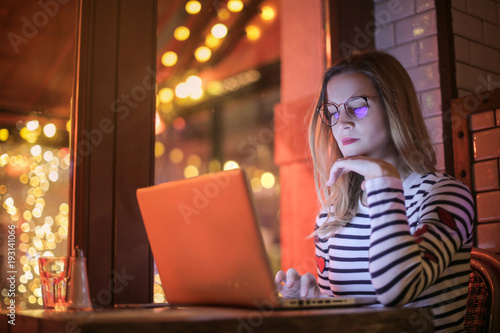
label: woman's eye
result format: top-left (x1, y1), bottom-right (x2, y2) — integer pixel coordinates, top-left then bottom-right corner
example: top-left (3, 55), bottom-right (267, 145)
top-left (351, 106), bottom-right (368, 118)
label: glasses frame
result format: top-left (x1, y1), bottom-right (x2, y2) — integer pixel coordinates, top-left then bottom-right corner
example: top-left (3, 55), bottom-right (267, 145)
top-left (317, 95), bottom-right (379, 126)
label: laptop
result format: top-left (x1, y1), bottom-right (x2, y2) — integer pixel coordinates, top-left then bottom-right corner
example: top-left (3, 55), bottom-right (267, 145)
top-left (136, 168), bottom-right (378, 309)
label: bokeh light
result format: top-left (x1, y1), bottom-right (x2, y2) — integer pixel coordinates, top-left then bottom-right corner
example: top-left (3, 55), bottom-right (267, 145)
top-left (227, 0), bottom-right (244, 12)
top-left (194, 46), bottom-right (211, 62)
top-left (161, 51), bottom-right (178, 67)
top-left (185, 0), bottom-right (201, 14)
top-left (174, 26), bottom-right (190, 41)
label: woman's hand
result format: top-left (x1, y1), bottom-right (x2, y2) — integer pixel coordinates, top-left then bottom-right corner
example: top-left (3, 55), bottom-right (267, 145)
top-left (275, 268), bottom-right (324, 298)
top-left (326, 156), bottom-right (400, 187)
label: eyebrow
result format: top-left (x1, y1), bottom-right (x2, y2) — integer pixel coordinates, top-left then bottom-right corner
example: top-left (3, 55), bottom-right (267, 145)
top-left (327, 93), bottom-right (371, 104)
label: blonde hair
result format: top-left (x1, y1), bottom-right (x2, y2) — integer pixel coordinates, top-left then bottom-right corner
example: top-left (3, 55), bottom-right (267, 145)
top-left (310, 51), bottom-right (436, 237)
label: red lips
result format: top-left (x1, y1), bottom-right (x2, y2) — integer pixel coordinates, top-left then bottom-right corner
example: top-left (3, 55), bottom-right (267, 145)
top-left (341, 137), bottom-right (360, 145)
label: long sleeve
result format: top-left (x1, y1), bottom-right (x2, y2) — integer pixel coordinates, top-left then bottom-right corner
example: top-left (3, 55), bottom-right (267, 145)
top-left (365, 174), bottom-right (474, 307)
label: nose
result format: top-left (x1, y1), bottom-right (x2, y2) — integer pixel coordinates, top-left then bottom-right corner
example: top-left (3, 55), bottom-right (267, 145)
top-left (335, 106), bottom-right (353, 127)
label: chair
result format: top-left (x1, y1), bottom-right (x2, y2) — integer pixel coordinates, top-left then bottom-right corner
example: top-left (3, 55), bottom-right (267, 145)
top-left (464, 247), bottom-right (500, 333)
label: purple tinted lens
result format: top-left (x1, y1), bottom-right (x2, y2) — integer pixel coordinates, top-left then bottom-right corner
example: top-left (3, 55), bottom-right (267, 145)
top-left (352, 106), bottom-right (368, 119)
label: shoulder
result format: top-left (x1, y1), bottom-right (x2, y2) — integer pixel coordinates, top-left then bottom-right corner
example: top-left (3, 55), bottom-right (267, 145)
top-left (404, 172), bottom-right (472, 198)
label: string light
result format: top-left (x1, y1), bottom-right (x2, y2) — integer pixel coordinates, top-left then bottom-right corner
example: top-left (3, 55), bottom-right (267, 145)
top-left (185, 0), bottom-right (201, 14)
top-left (194, 46), bottom-right (211, 62)
top-left (161, 51), bottom-right (178, 67)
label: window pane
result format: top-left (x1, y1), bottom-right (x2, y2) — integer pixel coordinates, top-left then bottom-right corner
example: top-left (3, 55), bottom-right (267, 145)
top-left (153, 0), bottom-right (281, 303)
top-left (0, 0), bottom-right (77, 310)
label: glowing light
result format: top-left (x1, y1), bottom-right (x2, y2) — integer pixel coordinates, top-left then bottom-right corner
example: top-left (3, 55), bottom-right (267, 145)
top-left (261, 6), bottom-right (275, 20)
top-left (66, 120), bottom-right (71, 132)
top-left (43, 151), bottom-right (53, 162)
top-left (161, 51), bottom-right (178, 67)
top-left (185, 0), bottom-right (201, 14)
top-left (0, 129), bottom-right (9, 141)
top-left (194, 46), bottom-right (211, 62)
top-left (190, 88), bottom-right (203, 100)
top-left (155, 141), bottom-right (165, 158)
top-left (187, 154), bottom-right (202, 168)
top-left (245, 25), bottom-right (261, 41)
top-left (251, 177), bottom-right (263, 192)
top-left (217, 8), bottom-right (230, 20)
top-left (205, 34), bottom-right (221, 48)
top-left (48, 171), bottom-right (59, 182)
top-left (186, 75), bottom-right (202, 87)
top-left (43, 123), bottom-right (56, 137)
top-left (158, 88), bottom-right (174, 103)
top-left (60, 203), bottom-right (69, 214)
top-left (209, 159), bottom-right (221, 172)
top-left (27, 120), bottom-right (39, 131)
top-left (184, 165), bottom-right (199, 178)
top-left (175, 82), bottom-right (190, 98)
top-left (261, 172), bottom-right (275, 189)
top-left (155, 112), bottom-right (166, 135)
top-left (227, 0), bottom-right (244, 12)
top-left (169, 148), bottom-right (184, 164)
top-left (31, 145), bottom-right (42, 156)
top-left (5, 197), bottom-right (14, 207)
top-left (174, 26), bottom-right (190, 41)
top-left (223, 160), bottom-right (239, 170)
top-left (20, 174), bottom-right (29, 184)
top-left (211, 23), bottom-right (228, 38)
top-left (207, 81), bottom-right (224, 96)
top-left (173, 117), bottom-right (186, 130)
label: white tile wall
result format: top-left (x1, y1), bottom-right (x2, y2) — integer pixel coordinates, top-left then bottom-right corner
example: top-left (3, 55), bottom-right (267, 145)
top-left (388, 42), bottom-right (418, 68)
top-left (389, 0), bottom-right (416, 21)
top-left (375, 23), bottom-right (395, 49)
top-left (395, 10), bottom-right (437, 44)
top-left (424, 116), bottom-right (444, 144)
top-left (418, 36), bottom-right (438, 64)
top-left (416, 0), bottom-right (434, 13)
top-left (374, 0), bottom-right (443, 171)
top-left (420, 89), bottom-right (442, 117)
top-left (407, 62), bottom-right (440, 91)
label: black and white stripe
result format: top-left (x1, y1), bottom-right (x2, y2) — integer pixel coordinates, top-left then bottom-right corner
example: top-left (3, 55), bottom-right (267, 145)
top-left (315, 172), bottom-right (474, 333)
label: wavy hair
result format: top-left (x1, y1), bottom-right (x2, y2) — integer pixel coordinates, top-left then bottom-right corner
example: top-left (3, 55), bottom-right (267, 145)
top-left (310, 51), bottom-right (436, 237)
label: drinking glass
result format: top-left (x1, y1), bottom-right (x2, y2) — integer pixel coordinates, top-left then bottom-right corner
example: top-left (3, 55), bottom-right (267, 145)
top-left (38, 256), bottom-right (70, 310)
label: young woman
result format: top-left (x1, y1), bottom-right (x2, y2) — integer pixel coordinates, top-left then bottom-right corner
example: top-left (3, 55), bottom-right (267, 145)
top-left (275, 51), bottom-right (474, 332)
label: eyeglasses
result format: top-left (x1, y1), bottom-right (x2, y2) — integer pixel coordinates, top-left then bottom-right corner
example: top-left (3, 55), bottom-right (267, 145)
top-left (317, 96), bottom-right (379, 126)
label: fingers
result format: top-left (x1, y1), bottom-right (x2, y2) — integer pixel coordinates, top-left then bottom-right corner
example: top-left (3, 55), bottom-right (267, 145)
top-left (300, 273), bottom-right (319, 297)
top-left (285, 268), bottom-right (301, 288)
top-left (326, 160), bottom-right (349, 187)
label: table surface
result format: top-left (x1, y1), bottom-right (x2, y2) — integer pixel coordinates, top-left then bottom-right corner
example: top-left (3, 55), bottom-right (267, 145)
top-left (2, 304), bottom-right (434, 333)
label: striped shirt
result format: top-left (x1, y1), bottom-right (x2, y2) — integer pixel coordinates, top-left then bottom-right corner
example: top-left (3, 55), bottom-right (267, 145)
top-left (315, 172), bottom-right (474, 332)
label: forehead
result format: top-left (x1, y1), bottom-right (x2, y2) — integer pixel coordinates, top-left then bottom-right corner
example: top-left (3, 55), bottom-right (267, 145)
top-left (326, 72), bottom-right (376, 103)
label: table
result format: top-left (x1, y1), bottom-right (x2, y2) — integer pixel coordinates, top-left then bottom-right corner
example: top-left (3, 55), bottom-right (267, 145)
top-left (2, 305), bottom-right (434, 333)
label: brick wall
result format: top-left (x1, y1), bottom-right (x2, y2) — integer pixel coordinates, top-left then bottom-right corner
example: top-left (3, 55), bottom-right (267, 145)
top-left (452, 0), bottom-right (500, 97)
top-left (374, 0), bottom-right (445, 171)
top-left (451, 0), bottom-right (500, 252)
top-left (374, 0), bottom-right (500, 251)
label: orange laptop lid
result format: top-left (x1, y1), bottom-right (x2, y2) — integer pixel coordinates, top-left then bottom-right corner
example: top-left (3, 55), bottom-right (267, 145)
top-left (136, 169), bottom-right (277, 307)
